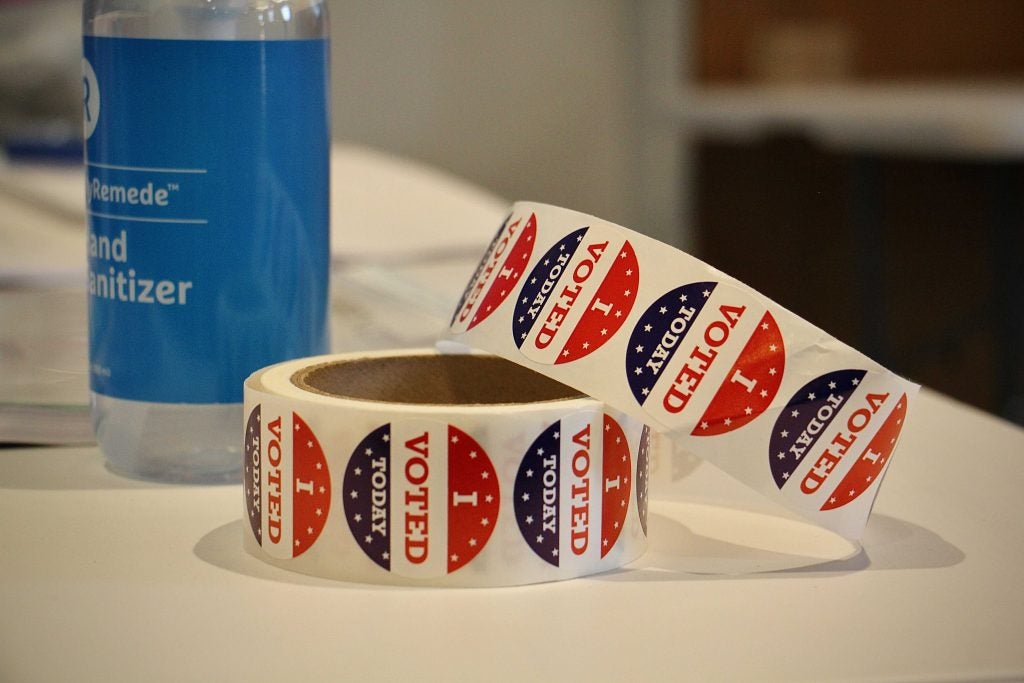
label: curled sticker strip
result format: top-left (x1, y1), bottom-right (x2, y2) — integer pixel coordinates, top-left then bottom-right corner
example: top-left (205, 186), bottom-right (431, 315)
top-left (243, 349), bottom-right (651, 587)
top-left (445, 202), bottom-right (920, 539)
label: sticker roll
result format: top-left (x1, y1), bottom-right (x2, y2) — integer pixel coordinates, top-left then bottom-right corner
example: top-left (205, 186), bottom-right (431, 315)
top-left (243, 349), bottom-right (652, 587)
top-left (445, 202), bottom-right (920, 539)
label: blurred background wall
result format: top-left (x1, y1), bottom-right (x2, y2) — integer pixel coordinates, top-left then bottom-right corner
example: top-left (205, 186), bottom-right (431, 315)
top-left (0, 0), bottom-right (686, 242)
top-left (326, 0), bottom-right (686, 247)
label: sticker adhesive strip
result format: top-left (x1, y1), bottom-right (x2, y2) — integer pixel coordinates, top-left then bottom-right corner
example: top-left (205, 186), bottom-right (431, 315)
top-left (445, 202), bottom-right (920, 540)
top-left (244, 349), bottom-right (652, 587)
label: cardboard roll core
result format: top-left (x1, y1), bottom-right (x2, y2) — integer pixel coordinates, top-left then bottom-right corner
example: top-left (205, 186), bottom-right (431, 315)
top-left (292, 353), bottom-right (584, 405)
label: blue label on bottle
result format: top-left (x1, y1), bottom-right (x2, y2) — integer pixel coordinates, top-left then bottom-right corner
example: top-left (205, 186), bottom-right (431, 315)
top-left (83, 37), bottom-right (330, 403)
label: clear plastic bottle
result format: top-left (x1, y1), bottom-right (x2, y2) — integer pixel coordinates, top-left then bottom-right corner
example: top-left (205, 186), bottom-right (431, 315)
top-left (83, 0), bottom-right (330, 483)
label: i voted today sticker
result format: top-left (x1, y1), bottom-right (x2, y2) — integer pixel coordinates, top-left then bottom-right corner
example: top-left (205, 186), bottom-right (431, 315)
top-left (343, 420), bottom-right (501, 578)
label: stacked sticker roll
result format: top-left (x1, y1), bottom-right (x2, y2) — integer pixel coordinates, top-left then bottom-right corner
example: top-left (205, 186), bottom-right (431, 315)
top-left (244, 201), bottom-right (919, 586)
top-left (244, 350), bottom-right (652, 587)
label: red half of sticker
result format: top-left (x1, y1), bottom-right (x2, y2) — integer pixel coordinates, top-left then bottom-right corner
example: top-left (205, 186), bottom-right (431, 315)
top-left (467, 213), bottom-right (537, 331)
top-left (291, 412), bottom-right (331, 557)
top-left (692, 311), bottom-right (785, 436)
top-left (821, 393), bottom-right (907, 511)
top-left (446, 425), bottom-right (501, 573)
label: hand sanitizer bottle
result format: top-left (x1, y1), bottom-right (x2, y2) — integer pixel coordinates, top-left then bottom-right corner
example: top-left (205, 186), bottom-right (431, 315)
top-left (82, 0), bottom-right (330, 483)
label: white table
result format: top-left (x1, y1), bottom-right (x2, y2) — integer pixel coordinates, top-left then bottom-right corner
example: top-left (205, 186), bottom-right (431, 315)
top-left (1, 388), bottom-right (1023, 682)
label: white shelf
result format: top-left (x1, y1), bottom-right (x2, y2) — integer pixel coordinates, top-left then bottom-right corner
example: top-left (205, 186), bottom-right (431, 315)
top-left (678, 82), bottom-right (1024, 158)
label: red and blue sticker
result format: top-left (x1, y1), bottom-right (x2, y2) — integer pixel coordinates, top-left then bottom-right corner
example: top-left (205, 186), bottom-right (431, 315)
top-left (626, 280), bottom-right (785, 434)
top-left (513, 413), bottom-right (644, 568)
top-left (769, 369), bottom-right (908, 512)
top-left (342, 420), bottom-right (500, 578)
top-left (244, 404), bottom-right (332, 558)
top-left (451, 212), bottom-right (537, 333)
top-left (512, 225), bottom-right (639, 365)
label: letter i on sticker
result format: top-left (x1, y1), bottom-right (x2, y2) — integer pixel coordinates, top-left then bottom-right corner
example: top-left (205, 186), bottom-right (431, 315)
top-left (245, 404), bottom-right (331, 558)
top-left (343, 420), bottom-right (500, 578)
